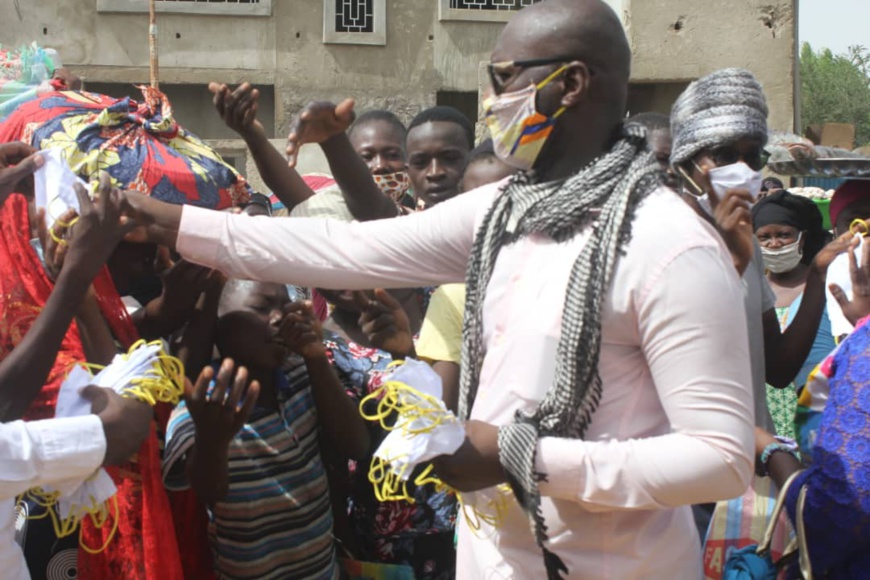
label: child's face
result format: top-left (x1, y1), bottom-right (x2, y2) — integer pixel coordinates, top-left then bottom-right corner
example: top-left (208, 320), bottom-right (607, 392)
top-left (216, 280), bottom-right (292, 369)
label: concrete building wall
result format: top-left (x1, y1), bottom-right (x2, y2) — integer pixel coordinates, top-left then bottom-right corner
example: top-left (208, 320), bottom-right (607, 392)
top-left (0, 0), bottom-right (796, 179)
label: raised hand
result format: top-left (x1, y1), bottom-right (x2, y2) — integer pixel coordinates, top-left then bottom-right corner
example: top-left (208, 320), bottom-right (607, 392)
top-left (829, 236), bottom-right (870, 325)
top-left (355, 289), bottom-right (414, 358)
top-left (185, 359), bottom-right (260, 447)
top-left (81, 385), bottom-right (153, 466)
top-left (285, 99), bottom-right (355, 168)
top-left (280, 301), bottom-right (326, 360)
top-left (699, 169), bottom-right (754, 275)
top-left (0, 142), bottom-right (44, 205)
top-left (812, 231), bottom-right (858, 274)
top-left (208, 82), bottom-right (265, 142)
top-left (62, 172), bottom-right (139, 281)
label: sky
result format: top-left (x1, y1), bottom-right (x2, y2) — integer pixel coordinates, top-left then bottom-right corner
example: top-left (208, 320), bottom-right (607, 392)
top-left (799, 0), bottom-right (870, 55)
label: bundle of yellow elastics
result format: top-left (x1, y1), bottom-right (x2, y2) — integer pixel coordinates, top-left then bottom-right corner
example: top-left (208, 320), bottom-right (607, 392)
top-left (359, 360), bottom-right (510, 531)
top-left (19, 339), bottom-right (185, 553)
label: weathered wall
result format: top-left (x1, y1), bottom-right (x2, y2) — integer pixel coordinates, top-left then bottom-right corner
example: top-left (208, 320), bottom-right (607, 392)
top-left (0, 0), bottom-right (797, 179)
top-left (626, 0), bottom-right (797, 131)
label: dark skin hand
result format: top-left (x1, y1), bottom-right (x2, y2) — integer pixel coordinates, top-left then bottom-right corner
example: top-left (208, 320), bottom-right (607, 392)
top-left (354, 289), bottom-right (414, 360)
top-left (209, 82), bottom-right (316, 212)
top-left (280, 300), bottom-right (371, 460)
top-left (0, 173), bottom-right (137, 420)
top-left (81, 385), bottom-right (153, 466)
top-left (829, 236), bottom-right (870, 325)
top-left (186, 360), bottom-right (260, 505)
top-left (432, 420), bottom-right (505, 493)
top-left (0, 142), bottom-right (44, 204)
top-left (133, 247), bottom-right (218, 341)
top-left (286, 99), bottom-right (398, 221)
top-left (754, 427), bottom-right (802, 489)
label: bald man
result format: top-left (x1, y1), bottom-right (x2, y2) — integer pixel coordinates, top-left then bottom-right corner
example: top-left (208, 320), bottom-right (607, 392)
top-left (121, 1), bottom-right (754, 577)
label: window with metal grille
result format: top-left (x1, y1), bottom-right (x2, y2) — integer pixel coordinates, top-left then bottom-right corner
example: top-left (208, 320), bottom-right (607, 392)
top-left (323, 0), bottom-right (385, 45)
top-left (448, 0), bottom-right (538, 10)
top-left (334, 0), bottom-right (374, 33)
top-left (97, 0), bottom-right (271, 16)
top-left (439, 0), bottom-right (540, 22)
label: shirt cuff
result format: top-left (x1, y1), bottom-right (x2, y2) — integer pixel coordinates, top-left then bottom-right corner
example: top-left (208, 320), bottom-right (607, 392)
top-left (31, 415), bottom-right (106, 483)
top-left (177, 205), bottom-right (226, 267)
top-left (534, 436), bottom-right (585, 500)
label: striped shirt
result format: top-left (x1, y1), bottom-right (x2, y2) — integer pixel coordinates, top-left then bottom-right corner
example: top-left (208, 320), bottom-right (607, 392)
top-left (163, 358), bottom-right (339, 580)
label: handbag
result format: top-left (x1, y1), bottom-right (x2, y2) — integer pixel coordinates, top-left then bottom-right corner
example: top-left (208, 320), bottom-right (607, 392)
top-left (722, 471), bottom-right (813, 580)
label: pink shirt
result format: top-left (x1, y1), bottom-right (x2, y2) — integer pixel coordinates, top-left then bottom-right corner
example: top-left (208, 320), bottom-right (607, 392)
top-left (178, 182), bottom-right (755, 579)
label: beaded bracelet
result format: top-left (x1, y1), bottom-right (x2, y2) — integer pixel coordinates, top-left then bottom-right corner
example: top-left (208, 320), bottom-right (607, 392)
top-left (760, 440), bottom-right (801, 477)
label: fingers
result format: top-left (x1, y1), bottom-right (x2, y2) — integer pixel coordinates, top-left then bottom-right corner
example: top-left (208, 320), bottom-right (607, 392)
top-left (154, 245), bottom-right (175, 275)
top-left (73, 182), bottom-right (92, 215)
top-left (372, 288), bottom-right (401, 310)
top-left (191, 365), bottom-right (215, 404)
top-left (286, 129), bottom-right (300, 168)
top-left (829, 283), bottom-right (850, 307)
top-left (0, 151), bottom-right (45, 187)
top-left (0, 141), bottom-right (39, 165)
top-left (210, 82), bottom-right (228, 118)
top-left (352, 290), bottom-right (374, 311)
top-left (237, 380), bottom-right (260, 423)
top-left (80, 384), bottom-right (109, 414)
top-left (96, 171), bottom-right (114, 216)
top-left (335, 98), bottom-right (356, 125)
top-left (226, 365), bottom-right (249, 411)
top-left (848, 240), bottom-right (860, 279)
top-left (211, 359), bottom-right (234, 404)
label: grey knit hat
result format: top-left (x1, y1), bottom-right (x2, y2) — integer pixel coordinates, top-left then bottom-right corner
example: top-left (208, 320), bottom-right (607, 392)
top-left (670, 68), bottom-right (769, 166)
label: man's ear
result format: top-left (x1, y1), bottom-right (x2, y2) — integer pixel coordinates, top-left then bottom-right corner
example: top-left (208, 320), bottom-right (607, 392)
top-left (561, 61), bottom-right (593, 108)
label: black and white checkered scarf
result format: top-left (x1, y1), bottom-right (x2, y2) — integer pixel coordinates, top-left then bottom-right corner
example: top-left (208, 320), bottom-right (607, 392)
top-left (458, 123), bottom-right (662, 579)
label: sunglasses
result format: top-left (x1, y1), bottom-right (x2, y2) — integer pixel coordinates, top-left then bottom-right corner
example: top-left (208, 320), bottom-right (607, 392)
top-left (704, 145), bottom-right (770, 172)
top-left (487, 56), bottom-right (590, 94)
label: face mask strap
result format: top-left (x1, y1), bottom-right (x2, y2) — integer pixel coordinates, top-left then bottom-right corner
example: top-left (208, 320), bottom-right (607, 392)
top-left (535, 64), bottom-right (570, 90)
top-left (676, 164), bottom-right (706, 198)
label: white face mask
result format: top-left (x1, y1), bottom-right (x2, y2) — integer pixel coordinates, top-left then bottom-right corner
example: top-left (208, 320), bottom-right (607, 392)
top-left (760, 233), bottom-right (803, 274)
top-left (707, 162), bottom-right (764, 201)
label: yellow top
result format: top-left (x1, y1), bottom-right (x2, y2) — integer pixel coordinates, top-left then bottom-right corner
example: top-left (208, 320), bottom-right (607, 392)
top-left (416, 283), bottom-right (466, 364)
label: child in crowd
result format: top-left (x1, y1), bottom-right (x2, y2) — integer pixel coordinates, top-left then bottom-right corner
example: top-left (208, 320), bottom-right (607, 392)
top-left (163, 279), bottom-right (370, 580)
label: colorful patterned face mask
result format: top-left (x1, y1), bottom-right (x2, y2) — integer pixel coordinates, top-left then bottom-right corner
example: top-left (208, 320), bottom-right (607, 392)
top-left (482, 65), bottom-right (568, 171)
top-left (373, 171), bottom-right (412, 204)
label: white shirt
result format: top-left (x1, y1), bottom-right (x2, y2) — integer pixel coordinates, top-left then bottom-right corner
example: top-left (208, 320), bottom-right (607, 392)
top-left (1, 416), bottom-right (106, 580)
top-left (177, 182), bottom-right (755, 579)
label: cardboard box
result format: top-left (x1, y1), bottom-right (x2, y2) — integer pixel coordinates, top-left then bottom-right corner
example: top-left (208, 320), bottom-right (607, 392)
top-left (805, 123), bottom-right (855, 149)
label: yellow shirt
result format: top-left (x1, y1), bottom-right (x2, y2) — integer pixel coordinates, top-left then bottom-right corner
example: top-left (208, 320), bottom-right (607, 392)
top-left (415, 283), bottom-right (466, 364)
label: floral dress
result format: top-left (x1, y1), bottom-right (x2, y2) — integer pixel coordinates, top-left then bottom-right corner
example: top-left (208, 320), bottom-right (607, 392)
top-left (323, 332), bottom-right (457, 580)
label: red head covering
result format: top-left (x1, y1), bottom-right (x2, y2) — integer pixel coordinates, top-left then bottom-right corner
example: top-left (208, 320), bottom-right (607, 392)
top-left (830, 180), bottom-right (870, 229)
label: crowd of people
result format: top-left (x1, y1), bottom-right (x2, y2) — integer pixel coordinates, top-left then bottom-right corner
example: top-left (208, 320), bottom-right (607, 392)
top-left (1, 0), bottom-right (868, 579)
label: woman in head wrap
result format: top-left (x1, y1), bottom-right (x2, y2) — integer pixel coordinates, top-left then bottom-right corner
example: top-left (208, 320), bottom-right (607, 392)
top-left (751, 191), bottom-right (835, 438)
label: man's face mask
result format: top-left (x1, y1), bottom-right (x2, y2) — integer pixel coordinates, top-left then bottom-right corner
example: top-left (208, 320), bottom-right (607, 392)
top-left (482, 65), bottom-right (568, 171)
top-left (373, 171), bottom-right (412, 204)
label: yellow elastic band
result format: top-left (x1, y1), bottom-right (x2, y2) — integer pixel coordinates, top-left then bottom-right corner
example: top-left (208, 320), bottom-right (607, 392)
top-left (850, 218), bottom-right (869, 237)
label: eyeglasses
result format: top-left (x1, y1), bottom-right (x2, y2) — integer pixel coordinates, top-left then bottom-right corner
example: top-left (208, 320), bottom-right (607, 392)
top-left (487, 56), bottom-right (588, 94)
top-left (705, 145), bottom-right (770, 172)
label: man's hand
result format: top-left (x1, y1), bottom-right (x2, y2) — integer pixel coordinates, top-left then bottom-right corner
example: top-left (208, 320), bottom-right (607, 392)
top-left (0, 142), bottom-right (44, 205)
top-left (81, 385), bottom-right (153, 466)
top-left (119, 190), bottom-right (184, 248)
top-left (356, 289), bottom-right (413, 358)
top-left (829, 235), bottom-right (870, 325)
top-left (36, 207), bottom-right (77, 282)
top-left (209, 82), bottom-right (266, 142)
top-left (185, 359), bottom-right (260, 448)
top-left (280, 301), bottom-right (326, 360)
top-left (62, 172), bottom-right (139, 281)
top-left (432, 420), bottom-right (505, 492)
top-left (142, 247), bottom-right (217, 337)
top-left (285, 99), bottom-right (355, 168)
top-left (700, 171), bottom-right (755, 275)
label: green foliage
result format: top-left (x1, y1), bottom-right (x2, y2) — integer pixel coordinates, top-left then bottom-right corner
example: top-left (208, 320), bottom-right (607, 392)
top-left (800, 42), bottom-right (870, 147)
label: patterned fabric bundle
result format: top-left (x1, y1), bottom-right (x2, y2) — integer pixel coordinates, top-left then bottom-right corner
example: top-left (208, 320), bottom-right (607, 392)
top-left (458, 123), bottom-right (661, 578)
top-left (0, 86), bottom-right (251, 209)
